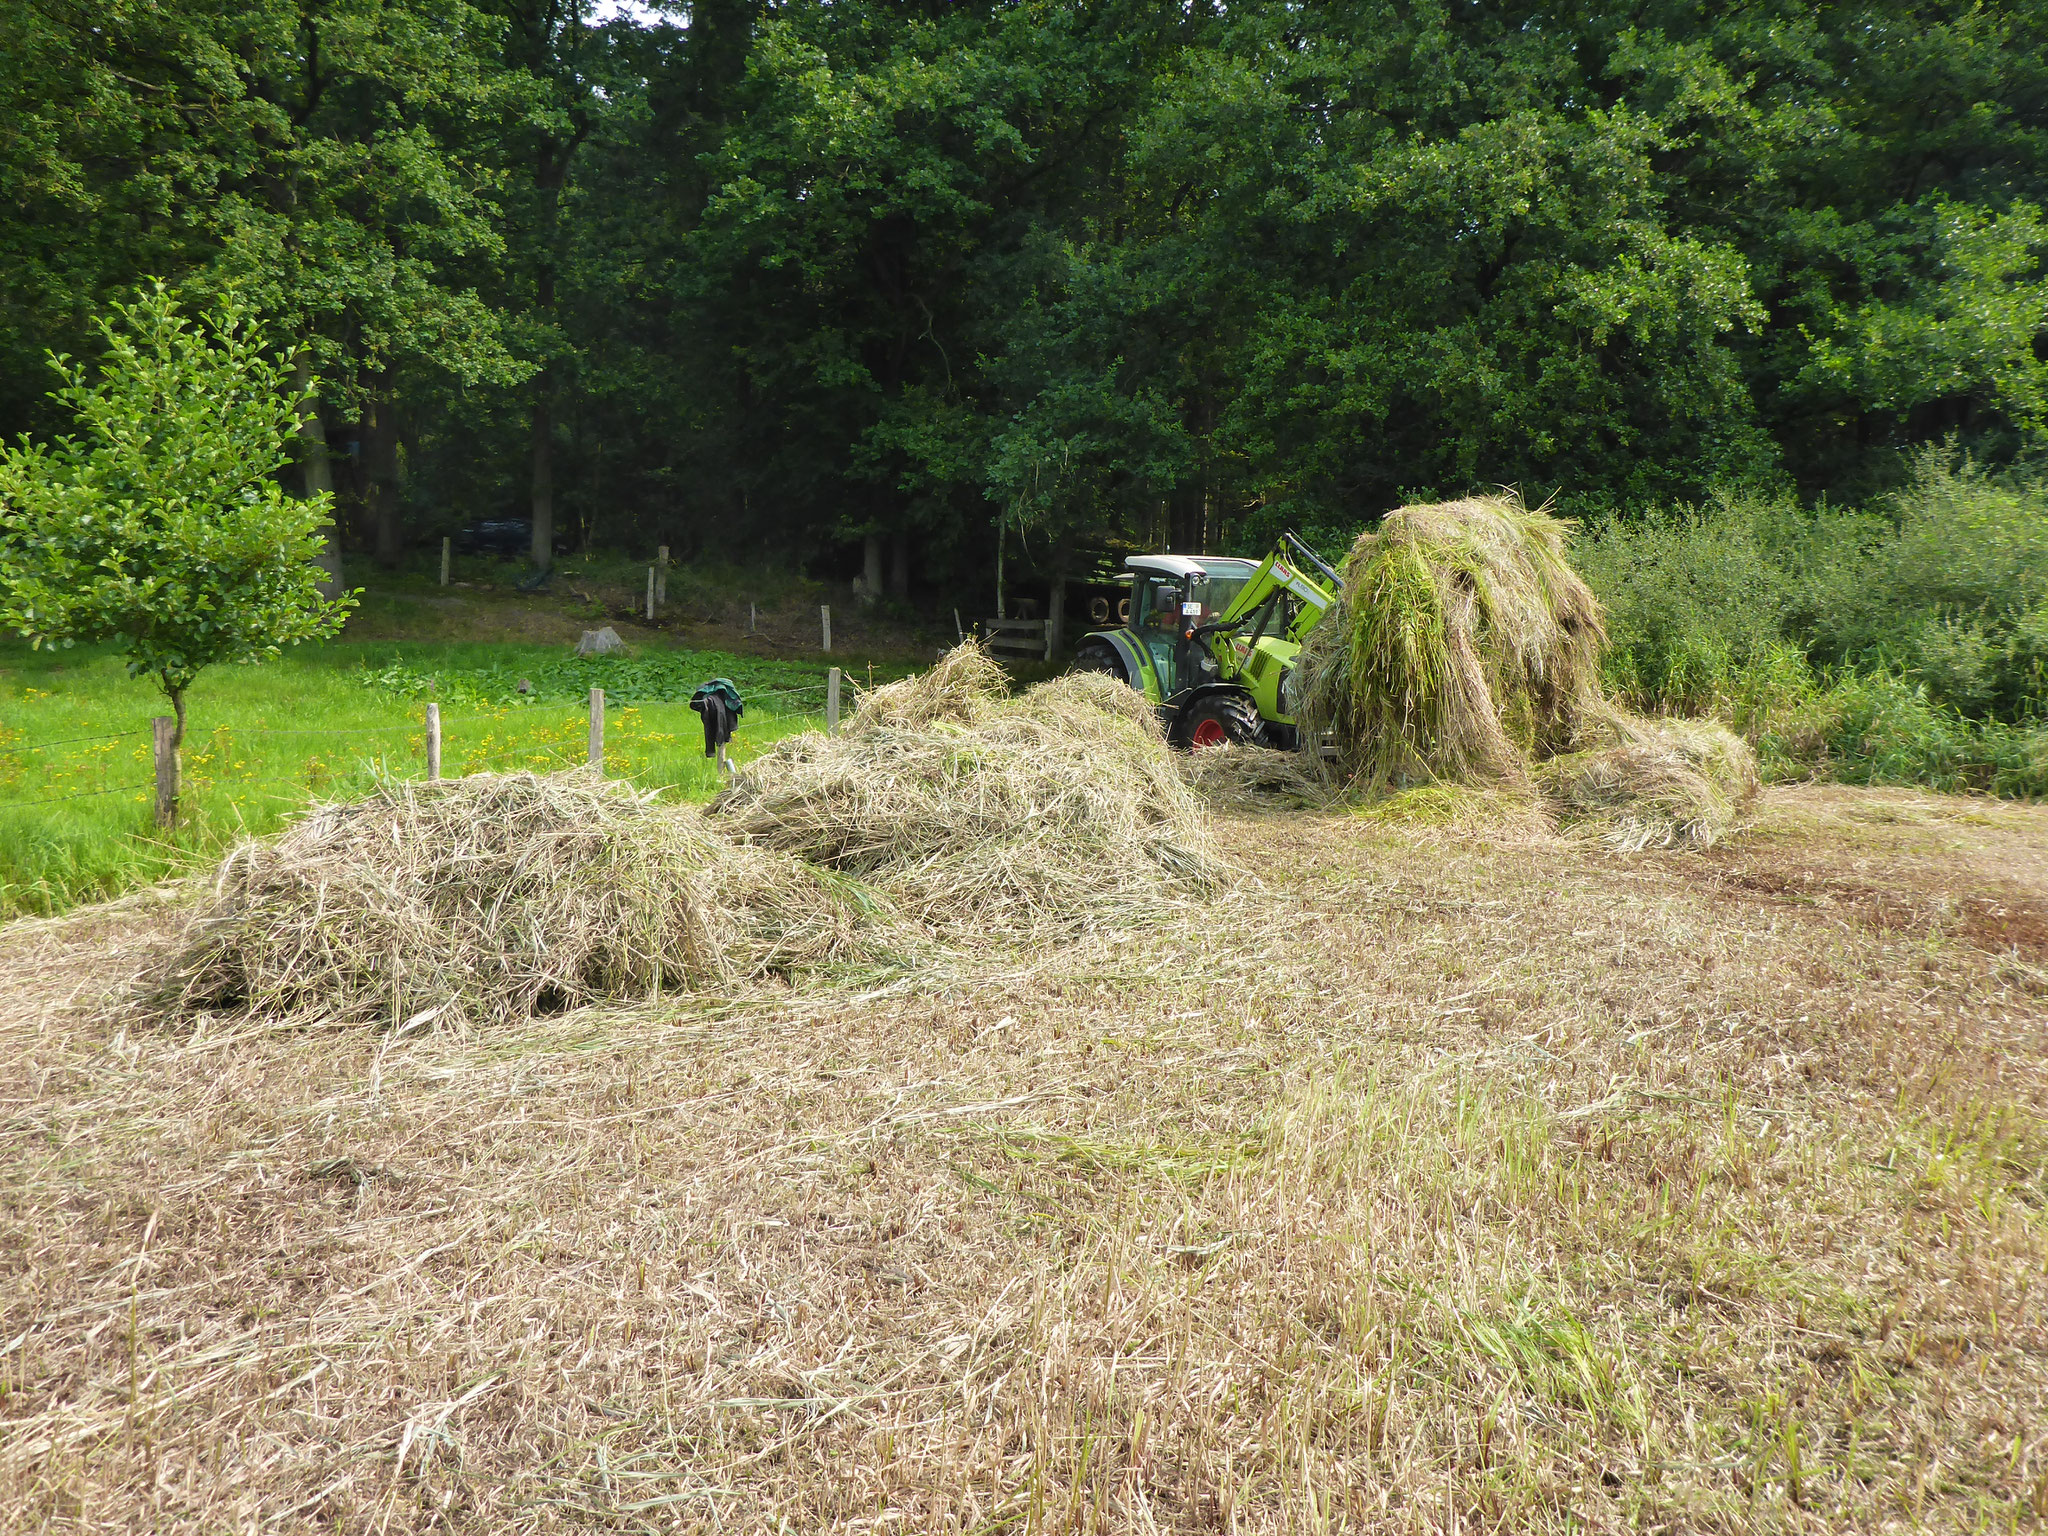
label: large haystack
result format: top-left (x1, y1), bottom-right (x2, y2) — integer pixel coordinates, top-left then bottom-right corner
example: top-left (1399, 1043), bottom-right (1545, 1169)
top-left (710, 646), bottom-right (1226, 930)
top-left (1295, 492), bottom-right (1606, 791)
top-left (160, 771), bottom-right (890, 1029)
top-left (1291, 492), bottom-right (1759, 846)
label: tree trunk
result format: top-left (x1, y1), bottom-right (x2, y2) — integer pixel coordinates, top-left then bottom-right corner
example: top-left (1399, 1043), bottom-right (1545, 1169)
top-left (294, 357), bottom-right (345, 596)
top-left (862, 533), bottom-right (883, 605)
top-left (165, 683), bottom-right (186, 826)
top-left (888, 532), bottom-right (909, 600)
top-left (365, 382), bottom-right (403, 569)
top-left (1170, 478), bottom-right (1206, 553)
top-left (530, 368), bottom-right (554, 572)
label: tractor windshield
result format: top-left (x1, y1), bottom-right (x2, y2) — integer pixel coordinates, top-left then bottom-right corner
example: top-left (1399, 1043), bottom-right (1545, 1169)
top-left (1189, 560), bottom-right (1257, 623)
top-left (1193, 574), bottom-right (1249, 620)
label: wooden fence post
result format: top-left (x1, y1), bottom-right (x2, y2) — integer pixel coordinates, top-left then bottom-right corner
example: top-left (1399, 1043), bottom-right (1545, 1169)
top-left (820, 604), bottom-right (832, 652)
top-left (827, 667), bottom-right (841, 735)
top-left (953, 609), bottom-right (963, 643)
top-left (656, 545), bottom-right (668, 604)
top-left (425, 703), bottom-right (442, 781)
top-left (749, 602), bottom-right (756, 635)
top-left (588, 688), bottom-right (605, 773)
top-left (440, 537), bottom-right (451, 587)
top-left (152, 716), bottom-right (176, 829)
top-left (646, 567), bottom-right (656, 621)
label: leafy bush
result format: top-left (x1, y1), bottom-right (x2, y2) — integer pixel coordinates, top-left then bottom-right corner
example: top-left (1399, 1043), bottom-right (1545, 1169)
top-left (1573, 493), bottom-right (1803, 722)
top-left (1575, 452), bottom-right (2048, 796)
top-left (1796, 450), bottom-right (2048, 722)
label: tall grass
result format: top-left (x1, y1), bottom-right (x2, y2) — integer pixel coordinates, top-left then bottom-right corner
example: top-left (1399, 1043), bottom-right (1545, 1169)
top-left (1576, 449), bottom-right (2048, 795)
top-left (0, 639), bottom-right (835, 917)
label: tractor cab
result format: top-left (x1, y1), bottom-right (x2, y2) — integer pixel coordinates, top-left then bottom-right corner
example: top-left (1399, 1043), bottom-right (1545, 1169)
top-left (1126, 556), bottom-right (1257, 698)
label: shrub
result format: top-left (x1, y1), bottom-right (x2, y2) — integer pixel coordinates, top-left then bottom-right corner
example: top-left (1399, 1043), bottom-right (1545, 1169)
top-left (1575, 454), bottom-right (2048, 797)
top-left (1794, 449), bottom-right (2048, 722)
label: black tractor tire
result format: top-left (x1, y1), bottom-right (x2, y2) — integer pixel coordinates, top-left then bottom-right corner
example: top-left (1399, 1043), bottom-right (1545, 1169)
top-left (1179, 691), bottom-right (1265, 751)
top-left (1073, 639), bottom-right (1135, 688)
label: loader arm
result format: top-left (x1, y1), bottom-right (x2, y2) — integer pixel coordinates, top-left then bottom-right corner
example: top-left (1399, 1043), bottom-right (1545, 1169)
top-left (1211, 533), bottom-right (1335, 640)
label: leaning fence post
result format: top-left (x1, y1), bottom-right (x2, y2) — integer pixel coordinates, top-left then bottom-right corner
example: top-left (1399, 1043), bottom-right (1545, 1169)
top-left (953, 608), bottom-right (964, 644)
top-left (152, 716), bottom-right (176, 829)
top-left (827, 667), bottom-right (841, 735)
top-left (425, 702), bottom-right (442, 781)
top-left (440, 536), bottom-right (451, 587)
top-left (656, 545), bottom-right (668, 604)
top-left (820, 604), bottom-right (832, 652)
top-left (646, 566), bottom-right (656, 621)
top-left (588, 687), bottom-right (605, 773)
top-left (748, 601), bottom-right (756, 635)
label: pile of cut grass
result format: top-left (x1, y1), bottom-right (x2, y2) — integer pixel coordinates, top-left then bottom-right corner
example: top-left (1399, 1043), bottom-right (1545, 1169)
top-left (158, 770), bottom-right (892, 1029)
top-left (1539, 709), bottom-right (1762, 851)
top-left (1177, 741), bottom-right (1331, 812)
top-left (1297, 492), bottom-right (1759, 846)
top-left (845, 641), bottom-right (1011, 731)
top-left (711, 644), bottom-right (1227, 929)
top-left (1540, 708), bottom-right (1761, 856)
top-left (1295, 492), bottom-right (1606, 791)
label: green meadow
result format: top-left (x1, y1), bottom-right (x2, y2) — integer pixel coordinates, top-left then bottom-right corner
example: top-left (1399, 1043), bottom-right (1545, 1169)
top-left (0, 639), bottom-right (838, 917)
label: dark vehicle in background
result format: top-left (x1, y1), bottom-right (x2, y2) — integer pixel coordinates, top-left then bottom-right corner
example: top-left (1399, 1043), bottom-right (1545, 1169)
top-left (455, 519), bottom-right (568, 559)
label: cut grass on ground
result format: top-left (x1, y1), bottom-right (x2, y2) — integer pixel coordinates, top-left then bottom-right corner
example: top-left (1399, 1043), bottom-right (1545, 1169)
top-left (1, 785), bottom-right (2044, 1532)
top-left (0, 639), bottom-right (842, 917)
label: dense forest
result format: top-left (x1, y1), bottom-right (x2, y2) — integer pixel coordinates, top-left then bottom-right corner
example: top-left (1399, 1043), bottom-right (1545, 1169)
top-left (3, 1), bottom-right (2045, 600)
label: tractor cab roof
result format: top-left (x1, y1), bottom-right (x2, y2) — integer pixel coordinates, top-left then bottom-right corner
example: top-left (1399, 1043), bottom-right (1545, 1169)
top-left (1124, 554), bottom-right (1260, 582)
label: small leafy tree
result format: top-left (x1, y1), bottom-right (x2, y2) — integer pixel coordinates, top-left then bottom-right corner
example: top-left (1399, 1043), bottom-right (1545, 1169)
top-left (0, 284), bottom-right (356, 821)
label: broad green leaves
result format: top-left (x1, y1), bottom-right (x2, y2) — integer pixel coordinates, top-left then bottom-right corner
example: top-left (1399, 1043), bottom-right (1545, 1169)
top-left (0, 286), bottom-right (354, 704)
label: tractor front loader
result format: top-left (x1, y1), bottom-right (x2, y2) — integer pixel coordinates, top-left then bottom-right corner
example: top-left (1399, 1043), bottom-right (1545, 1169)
top-left (1073, 533), bottom-right (1337, 749)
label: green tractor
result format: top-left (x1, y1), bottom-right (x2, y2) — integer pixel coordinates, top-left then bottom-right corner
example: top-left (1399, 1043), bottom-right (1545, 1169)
top-left (1073, 533), bottom-right (1338, 749)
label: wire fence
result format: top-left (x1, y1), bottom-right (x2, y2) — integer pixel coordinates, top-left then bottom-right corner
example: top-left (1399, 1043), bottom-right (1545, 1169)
top-left (8, 727), bottom-right (152, 754)
top-left (0, 678), bottom-right (847, 813)
top-left (0, 780), bottom-right (157, 808)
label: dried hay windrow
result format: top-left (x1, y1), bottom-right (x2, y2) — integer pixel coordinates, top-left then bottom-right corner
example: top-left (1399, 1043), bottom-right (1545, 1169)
top-left (711, 643), bottom-right (1227, 930)
top-left (1537, 709), bottom-right (1761, 851)
top-left (1178, 741), bottom-right (1331, 812)
top-left (1350, 782), bottom-right (1559, 841)
top-left (849, 640), bottom-right (1010, 732)
top-left (1295, 492), bottom-right (1606, 791)
top-left (158, 771), bottom-right (893, 1029)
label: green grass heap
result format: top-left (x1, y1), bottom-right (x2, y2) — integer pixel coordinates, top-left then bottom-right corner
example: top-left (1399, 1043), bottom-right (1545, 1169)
top-left (1296, 493), bottom-right (1758, 848)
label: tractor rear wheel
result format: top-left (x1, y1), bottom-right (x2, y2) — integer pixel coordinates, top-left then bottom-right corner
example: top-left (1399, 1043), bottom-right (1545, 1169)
top-left (1073, 639), bottom-right (1134, 687)
top-left (1180, 692), bottom-right (1264, 750)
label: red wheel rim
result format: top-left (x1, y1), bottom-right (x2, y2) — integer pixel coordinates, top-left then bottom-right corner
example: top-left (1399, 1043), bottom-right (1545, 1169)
top-left (1190, 718), bottom-right (1229, 749)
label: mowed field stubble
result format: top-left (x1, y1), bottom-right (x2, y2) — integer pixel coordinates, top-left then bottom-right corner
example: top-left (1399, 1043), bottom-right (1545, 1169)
top-left (2, 786), bottom-right (2045, 1533)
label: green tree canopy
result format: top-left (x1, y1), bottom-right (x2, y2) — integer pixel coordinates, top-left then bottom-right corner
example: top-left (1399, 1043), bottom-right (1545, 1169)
top-left (0, 284), bottom-right (355, 815)
top-left (1, 0), bottom-right (2043, 596)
